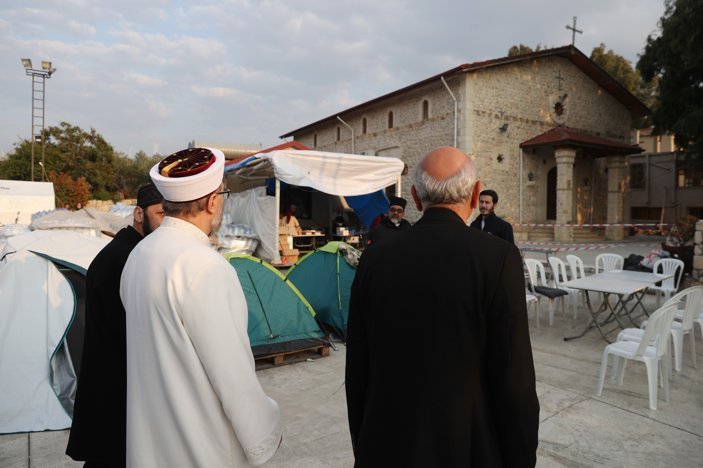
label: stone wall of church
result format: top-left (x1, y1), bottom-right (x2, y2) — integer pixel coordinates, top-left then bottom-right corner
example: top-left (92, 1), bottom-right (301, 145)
top-left (291, 55), bottom-right (634, 227)
top-left (292, 74), bottom-right (463, 222)
top-left (465, 56), bottom-right (632, 225)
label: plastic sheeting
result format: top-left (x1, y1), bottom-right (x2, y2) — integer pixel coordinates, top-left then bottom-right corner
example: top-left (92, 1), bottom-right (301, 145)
top-left (224, 187), bottom-right (279, 264)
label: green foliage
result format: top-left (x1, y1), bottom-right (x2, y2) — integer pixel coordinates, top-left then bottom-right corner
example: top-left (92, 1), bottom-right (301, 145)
top-left (590, 43), bottom-right (658, 126)
top-left (507, 44), bottom-right (542, 57)
top-left (638, 0), bottom-right (703, 162)
top-left (0, 122), bottom-right (160, 199)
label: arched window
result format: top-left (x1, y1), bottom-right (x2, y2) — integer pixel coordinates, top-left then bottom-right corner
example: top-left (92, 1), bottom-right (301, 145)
top-left (362, 118), bottom-right (367, 134)
top-left (336, 126), bottom-right (341, 141)
top-left (422, 100), bottom-right (429, 120)
top-left (313, 134), bottom-right (318, 148)
top-left (388, 111), bottom-right (394, 129)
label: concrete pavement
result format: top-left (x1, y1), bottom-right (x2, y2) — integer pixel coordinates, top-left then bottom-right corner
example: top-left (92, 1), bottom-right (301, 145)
top-left (2, 236), bottom-right (702, 467)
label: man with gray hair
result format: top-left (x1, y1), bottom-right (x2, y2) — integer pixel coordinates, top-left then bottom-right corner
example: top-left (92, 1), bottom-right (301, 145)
top-left (346, 146), bottom-right (539, 467)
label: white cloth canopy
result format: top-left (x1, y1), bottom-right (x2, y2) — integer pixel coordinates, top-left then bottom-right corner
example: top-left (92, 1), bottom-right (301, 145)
top-left (229, 149), bottom-right (404, 196)
top-left (267, 150), bottom-right (403, 195)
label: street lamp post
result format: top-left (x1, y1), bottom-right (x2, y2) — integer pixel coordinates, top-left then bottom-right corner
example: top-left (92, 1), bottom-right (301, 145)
top-left (21, 58), bottom-right (57, 182)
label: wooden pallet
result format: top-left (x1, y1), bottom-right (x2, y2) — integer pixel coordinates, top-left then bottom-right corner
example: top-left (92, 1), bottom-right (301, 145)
top-left (255, 344), bottom-right (330, 367)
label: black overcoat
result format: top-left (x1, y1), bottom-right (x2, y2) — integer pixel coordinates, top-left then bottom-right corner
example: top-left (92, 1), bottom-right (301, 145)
top-left (470, 212), bottom-right (515, 243)
top-left (66, 226), bottom-right (143, 467)
top-left (346, 208), bottom-right (539, 467)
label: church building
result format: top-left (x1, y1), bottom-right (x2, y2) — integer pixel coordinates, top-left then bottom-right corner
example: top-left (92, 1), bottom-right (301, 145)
top-left (281, 45), bottom-right (648, 241)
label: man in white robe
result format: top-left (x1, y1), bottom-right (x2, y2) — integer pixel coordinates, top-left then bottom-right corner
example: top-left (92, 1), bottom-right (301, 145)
top-left (120, 147), bottom-right (281, 467)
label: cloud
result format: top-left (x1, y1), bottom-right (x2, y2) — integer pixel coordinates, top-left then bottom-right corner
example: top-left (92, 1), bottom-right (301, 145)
top-left (0, 0), bottom-right (666, 157)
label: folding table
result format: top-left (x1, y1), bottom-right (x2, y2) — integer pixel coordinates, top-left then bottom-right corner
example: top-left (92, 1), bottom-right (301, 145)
top-left (562, 270), bottom-right (673, 343)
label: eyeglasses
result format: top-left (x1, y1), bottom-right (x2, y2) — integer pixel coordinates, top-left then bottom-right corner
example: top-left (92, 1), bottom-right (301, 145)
top-left (389, 207), bottom-right (404, 213)
top-left (216, 188), bottom-right (231, 199)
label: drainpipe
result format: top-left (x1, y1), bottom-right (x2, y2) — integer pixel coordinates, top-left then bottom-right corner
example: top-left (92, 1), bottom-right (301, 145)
top-left (519, 147), bottom-right (523, 224)
top-left (441, 76), bottom-right (458, 148)
top-left (336, 116), bottom-right (355, 154)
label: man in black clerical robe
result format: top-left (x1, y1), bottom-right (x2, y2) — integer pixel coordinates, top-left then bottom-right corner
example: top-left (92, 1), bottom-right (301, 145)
top-left (66, 184), bottom-right (163, 467)
top-left (346, 147), bottom-right (539, 467)
top-left (470, 189), bottom-right (514, 243)
top-left (367, 195), bottom-right (412, 246)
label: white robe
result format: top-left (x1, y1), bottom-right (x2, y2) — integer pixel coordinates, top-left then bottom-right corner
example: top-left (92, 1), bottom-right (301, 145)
top-left (120, 216), bottom-right (281, 467)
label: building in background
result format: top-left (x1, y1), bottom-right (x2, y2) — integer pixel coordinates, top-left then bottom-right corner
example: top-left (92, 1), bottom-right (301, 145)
top-left (281, 45), bottom-right (648, 241)
top-left (628, 128), bottom-right (703, 225)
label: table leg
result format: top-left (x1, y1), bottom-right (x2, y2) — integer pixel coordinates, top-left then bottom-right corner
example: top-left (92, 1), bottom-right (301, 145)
top-left (564, 291), bottom-right (626, 343)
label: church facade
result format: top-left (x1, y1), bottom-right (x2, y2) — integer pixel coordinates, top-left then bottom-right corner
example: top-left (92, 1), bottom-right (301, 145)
top-left (281, 45), bottom-right (648, 241)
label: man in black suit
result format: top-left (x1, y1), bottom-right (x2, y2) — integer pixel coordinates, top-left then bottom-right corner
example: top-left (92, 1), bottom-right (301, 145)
top-left (368, 195), bottom-right (412, 246)
top-left (470, 189), bottom-right (514, 243)
top-left (346, 147), bottom-right (539, 467)
top-left (67, 184), bottom-right (164, 467)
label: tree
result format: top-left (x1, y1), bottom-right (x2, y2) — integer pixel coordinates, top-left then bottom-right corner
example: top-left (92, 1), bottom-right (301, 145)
top-left (49, 171), bottom-right (92, 209)
top-left (0, 122), bottom-right (158, 198)
top-left (508, 44), bottom-right (542, 56)
top-left (638, 0), bottom-right (703, 160)
top-left (590, 43), bottom-right (659, 126)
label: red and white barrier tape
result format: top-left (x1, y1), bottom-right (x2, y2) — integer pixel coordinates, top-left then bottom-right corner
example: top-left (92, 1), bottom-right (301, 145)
top-left (518, 242), bottom-right (660, 253)
top-left (514, 222), bottom-right (667, 228)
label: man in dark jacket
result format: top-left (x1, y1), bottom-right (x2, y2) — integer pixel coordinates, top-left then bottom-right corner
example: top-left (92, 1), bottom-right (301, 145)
top-left (367, 195), bottom-right (412, 246)
top-left (66, 183), bottom-right (164, 467)
top-left (470, 189), bottom-right (514, 243)
top-left (346, 147), bottom-right (539, 467)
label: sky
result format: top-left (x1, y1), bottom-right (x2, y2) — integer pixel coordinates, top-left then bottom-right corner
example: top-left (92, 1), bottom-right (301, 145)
top-left (0, 0), bottom-right (666, 158)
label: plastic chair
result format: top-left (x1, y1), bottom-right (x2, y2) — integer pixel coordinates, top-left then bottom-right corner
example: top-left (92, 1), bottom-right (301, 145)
top-left (596, 302), bottom-right (678, 410)
top-left (526, 293), bottom-right (539, 325)
top-left (525, 258), bottom-right (567, 326)
top-left (548, 257), bottom-right (580, 319)
top-left (594, 253), bottom-right (624, 274)
top-left (566, 254), bottom-right (587, 281)
top-left (616, 289), bottom-right (691, 376)
top-left (649, 258), bottom-right (685, 307)
top-left (669, 286), bottom-right (703, 371)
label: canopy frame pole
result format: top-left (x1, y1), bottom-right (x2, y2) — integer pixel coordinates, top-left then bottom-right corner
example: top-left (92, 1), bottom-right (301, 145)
top-left (275, 179), bottom-right (281, 264)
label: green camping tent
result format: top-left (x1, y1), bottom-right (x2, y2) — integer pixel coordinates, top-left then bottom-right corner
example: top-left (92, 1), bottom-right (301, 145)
top-left (225, 254), bottom-right (326, 356)
top-left (285, 241), bottom-right (358, 340)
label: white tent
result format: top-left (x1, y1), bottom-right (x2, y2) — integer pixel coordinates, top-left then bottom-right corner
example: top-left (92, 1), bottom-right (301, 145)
top-left (0, 231), bottom-right (108, 433)
top-left (0, 180), bottom-right (55, 225)
top-left (225, 149), bottom-right (404, 263)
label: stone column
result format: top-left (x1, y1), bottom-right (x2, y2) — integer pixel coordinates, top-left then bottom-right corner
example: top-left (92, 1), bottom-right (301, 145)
top-left (554, 147), bottom-right (576, 242)
top-left (693, 220), bottom-right (703, 281)
top-left (605, 155), bottom-right (627, 240)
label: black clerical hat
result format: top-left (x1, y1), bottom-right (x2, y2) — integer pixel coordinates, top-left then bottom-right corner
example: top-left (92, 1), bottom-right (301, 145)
top-left (388, 195), bottom-right (407, 209)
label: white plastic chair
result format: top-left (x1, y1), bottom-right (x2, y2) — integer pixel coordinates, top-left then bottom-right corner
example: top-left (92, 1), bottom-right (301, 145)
top-left (526, 293), bottom-right (539, 326)
top-left (548, 257), bottom-right (580, 319)
top-left (596, 302), bottom-right (678, 410)
top-left (566, 254), bottom-right (587, 281)
top-left (669, 286), bottom-right (703, 370)
top-left (525, 258), bottom-right (567, 326)
top-left (649, 258), bottom-right (685, 307)
top-left (594, 253), bottom-right (624, 274)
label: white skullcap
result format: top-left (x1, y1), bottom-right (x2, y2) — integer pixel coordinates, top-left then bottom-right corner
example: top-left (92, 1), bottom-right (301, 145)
top-left (149, 147), bottom-right (225, 202)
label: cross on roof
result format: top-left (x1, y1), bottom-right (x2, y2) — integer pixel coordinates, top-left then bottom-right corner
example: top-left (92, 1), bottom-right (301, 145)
top-left (565, 16), bottom-right (583, 46)
top-left (554, 70), bottom-right (565, 91)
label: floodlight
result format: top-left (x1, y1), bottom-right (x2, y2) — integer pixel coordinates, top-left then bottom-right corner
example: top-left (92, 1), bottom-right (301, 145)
top-left (21, 58), bottom-right (32, 68)
top-left (41, 61), bottom-right (52, 70)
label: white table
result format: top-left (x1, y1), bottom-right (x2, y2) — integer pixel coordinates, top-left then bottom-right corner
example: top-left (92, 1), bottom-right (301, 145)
top-left (562, 270), bottom-right (673, 342)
